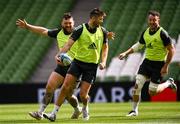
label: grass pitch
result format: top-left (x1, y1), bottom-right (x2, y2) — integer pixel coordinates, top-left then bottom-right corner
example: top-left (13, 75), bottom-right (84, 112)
top-left (0, 102), bottom-right (180, 124)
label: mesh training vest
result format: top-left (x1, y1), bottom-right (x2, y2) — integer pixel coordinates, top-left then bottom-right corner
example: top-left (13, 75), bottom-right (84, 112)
top-left (57, 29), bottom-right (77, 59)
top-left (75, 24), bottom-right (104, 64)
top-left (143, 27), bottom-right (167, 61)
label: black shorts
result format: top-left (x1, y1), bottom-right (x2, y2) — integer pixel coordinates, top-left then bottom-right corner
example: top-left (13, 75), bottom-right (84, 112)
top-left (138, 59), bottom-right (165, 84)
top-left (67, 59), bottom-right (98, 84)
top-left (54, 64), bottom-right (70, 77)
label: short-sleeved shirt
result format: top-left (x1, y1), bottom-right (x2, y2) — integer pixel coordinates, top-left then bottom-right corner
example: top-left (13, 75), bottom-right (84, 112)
top-left (47, 28), bottom-right (72, 77)
top-left (48, 28), bottom-right (77, 59)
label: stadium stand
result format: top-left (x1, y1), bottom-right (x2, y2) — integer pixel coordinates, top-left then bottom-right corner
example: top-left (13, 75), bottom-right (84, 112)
top-left (96, 68), bottom-right (106, 82)
top-left (119, 53), bottom-right (142, 82)
top-left (0, 0), bottom-right (179, 83)
top-left (98, 0), bottom-right (180, 82)
top-left (104, 57), bottom-right (125, 82)
top-left (0, 0), bottom-right (74, 83)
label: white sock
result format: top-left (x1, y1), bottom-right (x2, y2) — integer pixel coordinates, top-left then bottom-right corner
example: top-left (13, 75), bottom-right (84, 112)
top-left (83, 105), bottom-right (89, 112)
top-left (51, 105), bottom-right (60, 115)
top-left (38, 103), bottom-right (47, 113)
top-left (132, 101), bottom-right (139, 113)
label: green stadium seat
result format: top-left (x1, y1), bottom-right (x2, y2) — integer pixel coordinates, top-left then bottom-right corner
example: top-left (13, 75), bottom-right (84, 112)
top-left (0, 0), bottom-right (180, 83)
top-left (0, 0), bottom-right (74, 83)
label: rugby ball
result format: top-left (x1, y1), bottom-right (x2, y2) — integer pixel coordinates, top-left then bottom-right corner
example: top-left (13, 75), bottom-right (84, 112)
top-left (58, 53), bottom-right (72, 66)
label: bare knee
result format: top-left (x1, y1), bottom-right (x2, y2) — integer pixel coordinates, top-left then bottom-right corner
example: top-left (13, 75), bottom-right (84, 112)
top-left (46, 79), bottom-right (61, 92)
top-left (61, 84), bottom-right (70, 95)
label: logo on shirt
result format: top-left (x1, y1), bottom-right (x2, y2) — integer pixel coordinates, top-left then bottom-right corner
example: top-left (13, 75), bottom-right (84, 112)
top-left (88, 43), bottom-right (97, 49)
top-left (154, 39), bottom-right (157, 42)
top-left (147, 43), bottom-right (153, 49)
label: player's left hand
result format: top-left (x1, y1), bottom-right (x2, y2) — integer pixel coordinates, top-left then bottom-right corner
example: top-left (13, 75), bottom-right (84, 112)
top-left (161, 65), bottom-right (168, 76)
top-left (107, 32), bottom-right (115, 40)
top-left (99, 62), bottom-right (106, 70)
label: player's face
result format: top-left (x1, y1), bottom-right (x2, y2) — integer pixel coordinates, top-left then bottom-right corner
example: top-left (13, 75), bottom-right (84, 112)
top-left (61, 17), bottom-right (74, 33)
top-left (148, 14), bottom-right (160, 31)
top-left (93, 16), bottom-right (104, 27)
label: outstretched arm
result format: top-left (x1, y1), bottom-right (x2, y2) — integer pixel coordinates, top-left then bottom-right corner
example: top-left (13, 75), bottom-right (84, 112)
top-left (118, 42), bottom-right (144, 60)
top-left (16, 19), bottom-right (48, 36)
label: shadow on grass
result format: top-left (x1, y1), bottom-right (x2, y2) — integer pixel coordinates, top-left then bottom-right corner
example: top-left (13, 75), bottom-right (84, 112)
top-left (1, 115), bottom-right (180, 123)
top-left (0, 119), bottom-right (50, 123)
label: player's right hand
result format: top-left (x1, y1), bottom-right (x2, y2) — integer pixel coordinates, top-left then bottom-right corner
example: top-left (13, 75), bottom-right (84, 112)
top-left (16, 19), bottom-right (28, 29)
top-left (118, 53), bottom-right (126, 60)
top-left (55, 54), bottom-right (63, 66)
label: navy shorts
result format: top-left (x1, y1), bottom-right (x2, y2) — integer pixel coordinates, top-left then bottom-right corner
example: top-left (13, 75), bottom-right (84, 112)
top-left (67, 59), bottom-right (98, 84)
top-left (138, 59), bottom-right (165, 84)
top-left (54, 64), bottom-right (70, 77)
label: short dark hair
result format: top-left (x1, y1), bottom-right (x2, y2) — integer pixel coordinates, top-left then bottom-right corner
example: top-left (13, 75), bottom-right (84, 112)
top-left (148, 10), bottom-right (160, 17)
top-left (63, 12), bottom-right (72, 20)
top-left (90, 8), bottom-right (106, 18)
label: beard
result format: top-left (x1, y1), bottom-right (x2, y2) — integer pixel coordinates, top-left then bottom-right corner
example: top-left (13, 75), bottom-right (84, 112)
top-left (62, 27), bottom-right (72, 34)
top-left (149, 24), bottom-right (159, 31)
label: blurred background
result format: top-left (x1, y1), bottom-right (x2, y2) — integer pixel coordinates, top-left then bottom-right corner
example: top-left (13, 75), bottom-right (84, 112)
top-left (0, 0), bottom-right (179, 103)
